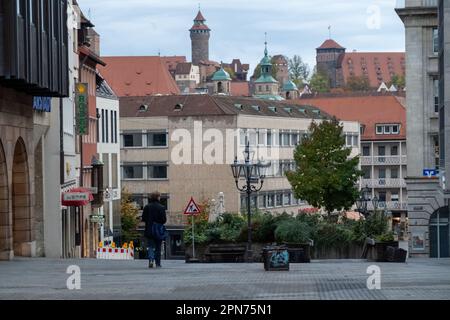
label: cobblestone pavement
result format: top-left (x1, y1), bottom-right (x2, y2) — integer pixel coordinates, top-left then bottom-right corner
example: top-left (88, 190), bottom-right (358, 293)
top-left (0, 258), bottom-right (450, 300)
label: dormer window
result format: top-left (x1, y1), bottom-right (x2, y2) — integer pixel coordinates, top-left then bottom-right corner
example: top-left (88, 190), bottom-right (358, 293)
top-left (376, 124), bottom-right (401, 135)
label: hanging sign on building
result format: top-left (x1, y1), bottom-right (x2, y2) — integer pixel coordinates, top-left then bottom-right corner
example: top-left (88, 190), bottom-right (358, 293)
top-left (75, 83), bottom-right (89, 135)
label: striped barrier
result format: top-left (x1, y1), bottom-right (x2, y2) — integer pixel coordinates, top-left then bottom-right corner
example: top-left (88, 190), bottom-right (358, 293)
top-left (96, 247), bottom-right (135, 260)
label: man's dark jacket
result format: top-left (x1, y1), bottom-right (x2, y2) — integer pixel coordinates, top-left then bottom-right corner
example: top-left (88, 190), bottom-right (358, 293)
top-left (142, 200), bottom-right (167, 239)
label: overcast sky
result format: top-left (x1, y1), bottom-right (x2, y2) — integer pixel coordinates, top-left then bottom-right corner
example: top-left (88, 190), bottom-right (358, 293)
top-left (77, 0), bottom-right (405, 76)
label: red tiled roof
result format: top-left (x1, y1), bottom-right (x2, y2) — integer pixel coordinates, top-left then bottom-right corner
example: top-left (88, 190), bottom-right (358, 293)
top-left (161, 56), bottom-right (186, 72)
top-left (341, 52), bottom-right (405, 88)
top-left (317, 39), bottom-right (345, 50)
top-left (230, 82), bottom-right (250, 97)
top-left (98, 56), bottom-right (180, 97)
top-left (296, 95), bottom-right (406, 141)
top-left (194, 10), bottom-right (206, 21)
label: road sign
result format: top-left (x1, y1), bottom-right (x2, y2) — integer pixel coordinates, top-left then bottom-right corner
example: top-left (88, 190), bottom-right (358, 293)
top-left (63, 192), bottom-right (90, 201)
top-left (184, 197), bottom-right (201, 215)
top-left (423, 169), bottom-right (439, 178)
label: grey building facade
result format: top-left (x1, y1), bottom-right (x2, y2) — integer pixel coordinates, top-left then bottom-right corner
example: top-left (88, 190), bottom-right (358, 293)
top-left (397, 0), bottom-right (449, 258)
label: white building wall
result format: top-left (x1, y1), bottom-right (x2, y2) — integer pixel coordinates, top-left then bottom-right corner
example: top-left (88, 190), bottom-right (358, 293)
top-left (97, 96), bottom-right (121, 242)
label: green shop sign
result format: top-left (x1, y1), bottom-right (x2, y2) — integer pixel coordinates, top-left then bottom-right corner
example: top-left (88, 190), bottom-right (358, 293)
top-left (76, 83), bottom-right (89, 135)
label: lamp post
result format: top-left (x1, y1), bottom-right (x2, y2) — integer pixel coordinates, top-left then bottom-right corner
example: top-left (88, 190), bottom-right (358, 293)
top-left (231, 142), bottom-right (270, 262)
top-left (356, 185), bottom-right (373, 218)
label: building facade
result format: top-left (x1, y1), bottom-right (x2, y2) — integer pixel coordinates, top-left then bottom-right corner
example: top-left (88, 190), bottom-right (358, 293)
top-left (96, 74), bottom-right (121, 245)
top-left (0, 0), bottom-right (69, 260)
top-left (175, 63), bottom-right (200, 94)
top-left (119, 95), bottom-right (360, 259)
top-left (316, 39), bottom-right (406, 89)
top-left (300, 95), bottom-right (409, 240)
top-left (396, 0), bottom-right (445, 257)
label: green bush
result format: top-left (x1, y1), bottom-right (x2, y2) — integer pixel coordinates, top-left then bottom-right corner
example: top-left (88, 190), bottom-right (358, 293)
top-left (314, 222), bottom-right (353, 247)
top-left (275, 219), bottom-right (312, 244)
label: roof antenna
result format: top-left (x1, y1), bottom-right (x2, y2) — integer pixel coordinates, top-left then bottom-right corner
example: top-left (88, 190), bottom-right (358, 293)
top-left (158, 49), bottom-right (161, 57)
top-left (88, 8), bottom-right (92, 21)
top-left (328, 25), bottom-right (331, 39)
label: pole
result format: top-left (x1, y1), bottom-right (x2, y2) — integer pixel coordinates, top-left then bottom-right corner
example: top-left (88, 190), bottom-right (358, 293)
top-left (192, 214), bottom-right (195, 259)
top-left (247, 188), bottom-right (252, 262)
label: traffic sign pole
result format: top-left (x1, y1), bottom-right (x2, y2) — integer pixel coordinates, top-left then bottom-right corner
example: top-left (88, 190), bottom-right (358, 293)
top-left (192, 214), bottom-right (195, 259)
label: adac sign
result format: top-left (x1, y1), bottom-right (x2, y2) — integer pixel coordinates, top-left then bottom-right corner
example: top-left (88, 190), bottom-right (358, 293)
top-left (33, 96), bottom-right (52, 112)
top-left (75, 83), bottom-right (89, 135)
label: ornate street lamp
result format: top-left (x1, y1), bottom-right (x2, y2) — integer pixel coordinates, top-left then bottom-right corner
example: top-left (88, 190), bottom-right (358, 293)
top-left (231, 142), bottom-right (270, 262)
top-left (356, 185), bottom-right (371, 218)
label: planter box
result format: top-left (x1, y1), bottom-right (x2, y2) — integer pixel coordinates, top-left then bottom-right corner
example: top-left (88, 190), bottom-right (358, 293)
top-left (368, 241), bottom-right (399, 262)
top-left (262, 246), bottom-right (289, 271)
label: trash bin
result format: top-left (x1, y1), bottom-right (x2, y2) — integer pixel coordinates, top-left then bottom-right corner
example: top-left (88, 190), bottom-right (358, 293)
top-left (288, 248), bottom-right (305, 263)
top-left (262, 246), bottom-right (289, 271)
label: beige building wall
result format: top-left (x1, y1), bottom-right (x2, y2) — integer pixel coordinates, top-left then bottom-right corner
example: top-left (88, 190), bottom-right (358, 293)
top-left (121, 112), bottom-right (361, 229)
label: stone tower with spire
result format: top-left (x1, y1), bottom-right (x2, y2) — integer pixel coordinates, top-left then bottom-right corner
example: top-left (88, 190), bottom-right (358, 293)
top-left (190, 9), bottom-right (210, 66)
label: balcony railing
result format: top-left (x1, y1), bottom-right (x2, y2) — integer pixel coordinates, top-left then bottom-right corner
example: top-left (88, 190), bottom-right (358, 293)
top-left (361, 178), bottom-right (407, 188)
top-left (367, 201), bottom-right (408, 211)
top-left (360, 156), bottom-right (407, 166)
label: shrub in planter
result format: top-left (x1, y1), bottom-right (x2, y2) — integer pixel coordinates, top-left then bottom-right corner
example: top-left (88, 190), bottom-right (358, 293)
top-left (274, 219), bottom-right (311, 244)
top-left (238, 212), bottom-right (283, 243)
top-left (315, 222), bottom-right (353, 248)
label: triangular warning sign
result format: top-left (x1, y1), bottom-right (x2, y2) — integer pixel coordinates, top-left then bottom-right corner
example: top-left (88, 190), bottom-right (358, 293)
top-left (183, 197), bottom-right (201, 215)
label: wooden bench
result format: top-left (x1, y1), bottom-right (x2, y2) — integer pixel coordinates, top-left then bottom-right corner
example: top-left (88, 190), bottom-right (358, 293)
top-left (204, 244), bottom-right (246, 263)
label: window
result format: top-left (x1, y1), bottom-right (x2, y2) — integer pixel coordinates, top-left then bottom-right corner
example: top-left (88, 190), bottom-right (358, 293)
top-left (376, 124), bottom-right (401, 135)
top-left (31, 0), bottom-right (38, 25)
top-left (378, 146), bottom-right (386, 156)
top-left (267, 130), bottom-right (272, 146)
top-left (148, 164), bottom-right (168, 179)
top-left (391, 193), bottom-right (399, 202)
top-left (346, 135), bottom-right (352, 147)
top-left (123, 133), bottom-right (143, 147)
top-left (123, 165), bottom-right (143, 179)
top-left (362, 167), bottom-right (371, 179)
top-left (131, 195), bottom-right (145, 210)
top-left (248, 130), bottom-right (257, 146)
top-left (101, 109), bottom-right (105, 143)
top-left (147, 132), bottom-right (167, 147)
top-left (378, 168), bottom-right (386, 179)
top-left (96, 108), bottom-right (100, 143)
top-left (433, 28), bottom-right (439, 55)
top-left (378, 192), bottom-right (386, 202)
top-left (258, 130), bottom-right (266, 146)
top-left (258, 195), bottom-right (267, 209)
top-left (391, 146), bottom-right (398, 156)
top-left (282, 132), bottom-right (290, 146)
top-left (291, 133), bottom-right (299, 146)
top-left (391, 168), bottom-right (398, 179)
top-left (111, 110), bottom-right (114, 143)
top-left (276, 194), bottom-right (283, 207)
top-left (283, 193), bottom-right (291, 206)
top-left (111, 154), bottom-right (118, 188)
top-left (267, 194), bottom-right (275, 207)
top-left (391, 125), bottom-right (399, 134)
top-left (105, 110), bottom-right (109, 143)
top-left (18, 0), bottom-right (26, 16)
top-left (363, 146), bottom-right (370, 156)
top-left (434, 78), bottom-right (439, 113)
top-left (240, 129), bottom-right (247, 146)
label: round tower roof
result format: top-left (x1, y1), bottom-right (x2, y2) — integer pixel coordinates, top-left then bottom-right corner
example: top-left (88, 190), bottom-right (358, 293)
top-left (212, 67), bottom-right (232, 81)
top-left (282, 79), bottom-right (298, 91)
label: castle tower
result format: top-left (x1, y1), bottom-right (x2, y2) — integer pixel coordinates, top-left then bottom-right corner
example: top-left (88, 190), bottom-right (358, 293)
top-left (190, 10), bottom-right (210, 66)
top-left (316, 39), bottom-right (346, 88)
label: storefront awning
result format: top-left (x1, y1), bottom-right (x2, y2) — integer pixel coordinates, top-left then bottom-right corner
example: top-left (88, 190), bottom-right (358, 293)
top-left (61, 187), bottom-right (94, 207)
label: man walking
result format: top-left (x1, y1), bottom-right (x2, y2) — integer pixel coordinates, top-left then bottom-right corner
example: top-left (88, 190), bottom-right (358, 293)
top-left (142, 192), bottom-right (167, 268)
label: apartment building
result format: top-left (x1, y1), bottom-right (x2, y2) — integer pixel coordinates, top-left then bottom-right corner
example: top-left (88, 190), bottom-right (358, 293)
top-left (119, 95), bottom-right (360, 258)
top-left (299, 95), bottom-right (408, 238)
